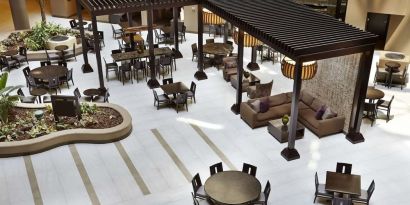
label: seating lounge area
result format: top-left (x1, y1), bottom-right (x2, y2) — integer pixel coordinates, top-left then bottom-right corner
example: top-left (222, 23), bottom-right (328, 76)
top-left (1, 0), bottom-right (410, 204)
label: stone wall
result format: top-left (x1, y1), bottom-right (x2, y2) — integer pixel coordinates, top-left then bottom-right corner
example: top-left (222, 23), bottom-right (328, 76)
top-left (302, 54), bottom-right (362, 132)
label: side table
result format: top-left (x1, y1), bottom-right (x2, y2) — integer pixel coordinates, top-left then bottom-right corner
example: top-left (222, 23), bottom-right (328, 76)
top-left (268, 119), bottom-right (305, 143)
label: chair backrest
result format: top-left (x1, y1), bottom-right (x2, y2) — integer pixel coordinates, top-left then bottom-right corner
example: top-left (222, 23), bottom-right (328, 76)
top-left (27, 76), bottom-right (37, 87)
top-left (242, 163), bottom-right (257, 176)
top-left (118, 40), bottom-right (123, 49)
top-left (134, 61), bottom-right (146, 70)
top-left (48, 77), bottom-right (59, 87)
top-left (162, 78), bottom-right (173, 85)
top-left (315, 172), bottom-right (319, 192)
top-left (367, 180), bottom-right (375, 201)
top-left (67, 68), bottom-right (73, 80)
top-left (58, 61), bottom-right (67, 67)
top-left (226, 41), bottom-right (233, 46)
top-left (191, 43), bottom-right (198, 53)
top-left (23, 66), bottom-right (30, 77)
top-left (98, 31), bottom-right (104, 40)
top-left (153, 90), bottom-right (159, 101)
top-left (191, 173), bottom-right (202, 193)
top-left (154, 44), bottom-right (159, 48)
top-left (210, 162), bottom-right (223, 175)
top-left (388, 95), bottom-right (394, 108)
top-left (40, 61), bottom-right (51, 66)
top-left (111, 24), bottom-right (115, 32)
top-left (17, 88), bottom-right (24, 96)
top-left (44, 49), bottom-right (51, 62)
top-left (154, 29), bottom-right (160, 38)
top-left (19, 47), bottom-right (27, 56)
top-left (206, 39), bottom-right (214, 44)
top-left (104, 89), bottom-right (110, 103)
top-left (336, 162), bottom-right (352, 174)
top-left (264, 180), bottom-right (271, 201)
top-left (176, 93), bottom-right (188, 104)
top-left (74, 88), bottom-right (81, 98)
top-left (190, 81), bottom-right (196, 93)
top-left (0, 56), bottom-right (6, 65)
top-left (160, 55), bottom-right (172, 65)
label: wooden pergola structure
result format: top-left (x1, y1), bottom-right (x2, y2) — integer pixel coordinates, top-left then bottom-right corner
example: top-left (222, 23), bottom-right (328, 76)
top-left (76, 0), bottom-right (377, 161)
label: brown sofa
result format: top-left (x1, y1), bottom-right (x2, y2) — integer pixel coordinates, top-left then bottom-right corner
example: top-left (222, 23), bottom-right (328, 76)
top-left (240, 91), bottom-right (345, 137)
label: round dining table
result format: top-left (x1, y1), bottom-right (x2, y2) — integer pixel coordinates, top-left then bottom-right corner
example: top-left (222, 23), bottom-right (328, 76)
top-left (30, 65), bottom-right (68, 80)
top-left (204, 171), bottom-right (261, 204)
top-left (203, 43), bottom-right (233, 55)
top-left (366, 87), bottom-right (385, 103)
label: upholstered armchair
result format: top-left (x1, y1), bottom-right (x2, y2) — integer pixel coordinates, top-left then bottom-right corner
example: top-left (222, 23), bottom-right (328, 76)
top-left (247, 80), bottom-right (273, 99)
top-left (222, 57), bottom-right (237, 81)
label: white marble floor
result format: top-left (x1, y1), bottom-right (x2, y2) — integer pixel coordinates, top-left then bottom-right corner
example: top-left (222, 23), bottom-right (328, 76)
top-left (1, 17), bottom-right (410, 205)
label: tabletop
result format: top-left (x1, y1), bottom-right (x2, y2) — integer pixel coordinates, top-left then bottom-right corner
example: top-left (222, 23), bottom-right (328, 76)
top-left (325, 171), bottom-right (361, 196)
top-left (111, 47), bottom-right (172, 62)
top-left (160, 82), bottom-right (189, 95)
top-left (204, 171), bottom-right (261, 204)
top-left (366, 87), bottom-right (385, 100)
top-left (30, 65), bottom-right (68, 80)
top-left (83, 88), bottom-right (103, 97)
top-left (203, 43), bottom-right (233, 55)
top-left (385, 61), bottom-right (401, 68)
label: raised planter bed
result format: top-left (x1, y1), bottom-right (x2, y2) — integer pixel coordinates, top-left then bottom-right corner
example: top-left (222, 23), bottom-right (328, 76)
top-left (0, 103), bottom-right (132, 157)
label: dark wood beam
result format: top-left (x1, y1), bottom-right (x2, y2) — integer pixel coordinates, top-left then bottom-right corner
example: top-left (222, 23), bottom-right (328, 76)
top-left (231, 30), bottom-right (244, 115)
top-left (281, 59), bottom-right (302, 161)
top-left (346, 48), bottom-right (375, 143)
top-left (146, 7), bottom-right (160, 89)
top-left (91, 16), bottom-right (105, 90)
top-left (223, 22), bottom-right (229, 43)
top-left (194, 4), bottom-right (207, 80)
top-left (173, 7), bottom-right (179, 51)
top-left (77, 0), bottom-right (93, 73)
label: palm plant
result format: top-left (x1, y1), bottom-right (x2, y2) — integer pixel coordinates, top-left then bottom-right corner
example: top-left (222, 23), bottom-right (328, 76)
top-left (0, 73), bottom-right (22, 123)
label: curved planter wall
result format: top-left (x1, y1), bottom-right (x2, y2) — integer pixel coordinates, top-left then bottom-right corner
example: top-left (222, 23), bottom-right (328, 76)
top-left (0, 103), bottom-right (132, 157)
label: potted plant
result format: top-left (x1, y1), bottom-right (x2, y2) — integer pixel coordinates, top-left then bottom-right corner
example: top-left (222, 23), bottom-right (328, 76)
top-left (0, 73), bottom-right (22, 123)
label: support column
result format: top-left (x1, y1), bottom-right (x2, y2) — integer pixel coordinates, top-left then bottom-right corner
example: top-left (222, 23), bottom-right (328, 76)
top-left (91, 16), bottom-right (105, 90)
top-left (127, 12), bottom-right (135, 50)
top-left (231, 30), bottom-right (244, 115)
top-left (147, 8), bottom-right (160, 89)
top-left (76, 0), bottom-right (93, 73)
top-left (173, 7), bottom-right (179, 51)
top-left (9, 0), bottom-right (30, 30)
top-left (223, 22), bottom-right (229, 43)
top-left (194, 4), bottom-right (207, 80)
top-left (247, 47), bottom-right (260, 71)
top-left (347, 49), bottom-right (375, 143)
top-left (281, 59), bottom-right (302, 161)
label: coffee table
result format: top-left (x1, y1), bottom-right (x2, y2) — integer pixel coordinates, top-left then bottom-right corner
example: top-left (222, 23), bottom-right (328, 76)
top-left (83, 88), bottom-right (103, 101)
top-left (268, 119), bottom-right (305, 143)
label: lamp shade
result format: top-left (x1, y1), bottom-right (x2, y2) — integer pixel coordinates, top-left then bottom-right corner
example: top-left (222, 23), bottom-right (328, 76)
top-left (233, 30), bottom-right (262, 47)
top-left (281, 57), bottom-right (317, 80)
top-left (203, 9), bottom-right (225, 25)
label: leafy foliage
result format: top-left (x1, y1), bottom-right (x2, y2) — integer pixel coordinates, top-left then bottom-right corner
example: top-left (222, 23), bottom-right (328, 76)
top-left (0, 73), bottom-right (22, 123)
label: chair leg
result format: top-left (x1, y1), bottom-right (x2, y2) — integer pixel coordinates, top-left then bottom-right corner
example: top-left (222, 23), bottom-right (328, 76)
top-left (313, 195), bottom-right (317, 203)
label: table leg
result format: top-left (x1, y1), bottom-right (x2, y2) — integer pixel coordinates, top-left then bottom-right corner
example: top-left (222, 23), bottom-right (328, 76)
top-left (38, 96), bottom-right (42, 104)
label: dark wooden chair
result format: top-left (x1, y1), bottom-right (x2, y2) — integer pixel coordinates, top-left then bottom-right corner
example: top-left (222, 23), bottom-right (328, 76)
top-left (60, 68), bottom-right (74, 88)
top-left (46, 77), bottom-right (61, 95)
top-left (162, 78), bottom-right (173, 85)
top-left (69, 19), bottom-right (78, 29)
top-left (58, 61), bottom-right (67, 67)
top-left (191, 43), bottom-right (198, 61)
top-left (376, 95), bottom-right (394, 122)
top-left (153, 90), bottom-right (169, 110)
top-left (191, 192), bottom-right (211, 205)
top-left (98, 31), bottom-right (105, 47)
top-left (192, 173), bottom-right (207, 199)
top-left (119, 64), bottom-right (133, 85)
top-left (332, 197), bottom-right (352, 205)
top-left (242, 163), bottom-right (257, 176)
top-left (111, 24), bottom-right (123, 38)
top-left (314, 172), bottom-right (333, 203)
top-left (12, 47), bottom-right (28, 64)
top-left (210, 162), bottom-right (223, 176)
top-left (160, 55), bottom-right (173, 77)
top-left (50, 95), bottom-right (81, 122)
top-left (73, 88), bottom-right (91, 102)
top-left (253, 180), bottom-right (271, 205)
top-left (93, 89), bottom-right (110, 103)
top-left (391, 67), bottom-right (408, 89)
top-left (171, 48), bottom-right (183, 70)
top-left (40, 60), bottom-right (51, 66)
top-left (363, 102), bottom-right (377, 126)
top-left (187, 81), bottom-right (197, 103)
top-left (22, 66), bottom-right (31, 87)
top-left (154, 29), bottom-right (167, 43)
top-left (206, 38), bottom-right (214, 44)
top-left (133, 61), bottom-right (147, 82)
top-left (65, 44), bottom-right (77, 61)
top-left (45, 49), bottom-right (61, 61)
top-left (178, 24), bottom-right (186, 42)
top-left (336, 162), bottom-right (352, 174)
top-left (103, 57), bottom-right (118, 81)
top-left (351, 180), bottom-right (375, 205)
top-left (17, 88), bottom-right (37, 103)
top-left (0, 55), bottom-right (19, 71)
top-left (172, 93), bottom-right (188, 113)
top-left (26, 76), bottom-right (40, 89)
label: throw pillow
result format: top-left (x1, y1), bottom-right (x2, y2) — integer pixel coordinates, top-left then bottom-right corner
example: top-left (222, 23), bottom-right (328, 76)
top-left (322, 107), bottom-right (338, 119)
top-left (259, 97), bottom-right (270, 113)
top-left (315, 105), bottom-right (327, 120)
top-left (250, 100), bottom-right (260, 113)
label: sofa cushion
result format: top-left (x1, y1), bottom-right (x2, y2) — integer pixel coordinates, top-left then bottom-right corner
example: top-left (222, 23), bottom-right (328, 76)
top-left (268, 93), bottom-right (287, 107)
top-left (310, 98), bottom-right (326, 111)
top-left (250, 100), bottom-right (260, 112)
top-left (315, 105), bottom-right (326, 120)
top-left (299, 109), bottom-right (320, 129)
top-left (301, 90), bottom-right (315, 106)
top-left (256, 104), bottom-right (291, 121)
top-left (322, 107), bottom-right (338, 119)
top-left (259, 97), bottom-right (270, 113)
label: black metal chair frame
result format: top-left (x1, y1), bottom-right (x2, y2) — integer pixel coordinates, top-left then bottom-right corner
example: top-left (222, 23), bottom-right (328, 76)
top-left (210, 162), bottom-right (223, 176)
top-left (242, 163), bottom-right (257, 176)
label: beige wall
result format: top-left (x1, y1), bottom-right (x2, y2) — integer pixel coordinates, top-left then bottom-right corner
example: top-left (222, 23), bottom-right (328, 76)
top-left (184, 5), bottom-right (198, 32)
top-left (345, 0), bottom-right (410, 55)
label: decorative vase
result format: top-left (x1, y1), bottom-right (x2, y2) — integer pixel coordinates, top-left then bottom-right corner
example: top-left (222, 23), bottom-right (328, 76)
top-left (243, 71), bottom-right (250, 79)
top-left (282, 114), bottom-right (289, 126)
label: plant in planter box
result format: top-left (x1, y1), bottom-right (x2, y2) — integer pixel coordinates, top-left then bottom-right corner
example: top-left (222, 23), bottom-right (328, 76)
top-left (0, 73), bottom-right (22, 123)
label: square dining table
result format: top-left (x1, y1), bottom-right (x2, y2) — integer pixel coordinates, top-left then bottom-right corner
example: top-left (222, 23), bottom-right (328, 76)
top-left (325, 171), bottom-right (361, 196)
top-left (160, 82), bottom-right (189, 95)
